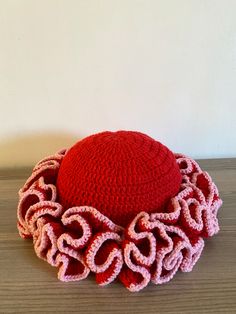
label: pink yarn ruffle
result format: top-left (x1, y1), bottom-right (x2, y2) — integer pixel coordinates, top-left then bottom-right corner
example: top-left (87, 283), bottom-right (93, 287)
top-left (17, 150), bottom-right (222, 292)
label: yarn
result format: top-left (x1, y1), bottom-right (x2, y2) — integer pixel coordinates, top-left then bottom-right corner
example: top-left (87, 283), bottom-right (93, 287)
top-left (56, 131), bottom-right (182, 227)
top-left (17, 131), bottom-right (222, 292)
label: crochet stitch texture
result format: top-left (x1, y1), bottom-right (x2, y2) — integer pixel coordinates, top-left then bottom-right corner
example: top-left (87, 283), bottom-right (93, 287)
top-left (57, 131), bottom-right (182, 226)
top-left (17, 130), bottom-right (223, 292)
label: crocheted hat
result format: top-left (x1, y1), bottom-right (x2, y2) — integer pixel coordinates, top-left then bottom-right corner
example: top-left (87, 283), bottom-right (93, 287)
top-left (17, 130), bottom-right (222, 292)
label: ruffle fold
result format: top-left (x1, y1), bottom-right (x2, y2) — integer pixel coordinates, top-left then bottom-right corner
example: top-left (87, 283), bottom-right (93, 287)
top-left (17, 150), bottom-right (222, 292)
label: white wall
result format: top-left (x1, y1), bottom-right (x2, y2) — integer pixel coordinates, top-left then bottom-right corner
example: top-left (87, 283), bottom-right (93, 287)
top-left (0, 0), bottom-right (236, 167)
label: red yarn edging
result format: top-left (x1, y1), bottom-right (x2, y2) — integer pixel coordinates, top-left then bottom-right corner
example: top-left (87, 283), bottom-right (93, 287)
top-left (17, 150), bottom-right (222, 292)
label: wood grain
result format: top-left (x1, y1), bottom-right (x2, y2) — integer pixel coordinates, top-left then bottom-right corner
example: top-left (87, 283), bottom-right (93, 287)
top-left (0, 159), bottom-right (235, 314)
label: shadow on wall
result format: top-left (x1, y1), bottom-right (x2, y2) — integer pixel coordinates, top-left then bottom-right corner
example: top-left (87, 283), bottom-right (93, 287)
top-left (0, 131), bottom-right (80, 168)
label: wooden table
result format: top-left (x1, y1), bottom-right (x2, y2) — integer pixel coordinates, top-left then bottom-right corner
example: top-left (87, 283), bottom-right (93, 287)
top-left (0, 159), bottom-right (235, 313)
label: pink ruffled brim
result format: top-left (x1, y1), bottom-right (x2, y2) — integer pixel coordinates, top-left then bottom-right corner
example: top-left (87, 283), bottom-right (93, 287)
top-left (17, 149), bottom-right (222, 292)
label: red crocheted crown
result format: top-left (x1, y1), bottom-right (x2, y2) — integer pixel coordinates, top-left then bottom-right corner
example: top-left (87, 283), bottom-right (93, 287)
top-left (56, 130), bottom-right (182, 226)
top-left (17, 130), bottom-right (223, 292)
